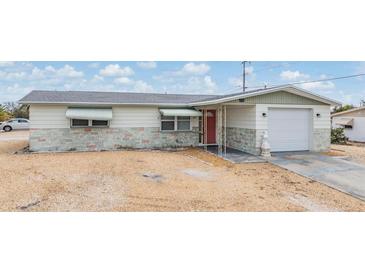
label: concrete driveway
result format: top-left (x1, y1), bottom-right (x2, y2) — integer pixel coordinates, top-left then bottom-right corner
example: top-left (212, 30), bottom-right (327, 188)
top-left (269, 152), bottom-right (365, 201)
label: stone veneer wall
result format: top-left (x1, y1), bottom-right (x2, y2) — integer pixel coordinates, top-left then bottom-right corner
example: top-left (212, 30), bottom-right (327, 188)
top-left (226, 127), bottom-right (261, 155)
top-left (29, 127), bottom-right (200, 152)
top-left (312, 128), bottom-right (330, 152)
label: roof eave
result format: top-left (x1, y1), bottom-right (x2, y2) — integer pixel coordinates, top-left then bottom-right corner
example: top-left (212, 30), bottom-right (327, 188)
top-left (189, 85), bottom-right (341, 106)
top-left (18, 101), bottom-right (190, 107)
top-left (331, 106), bottom-right (365, 117)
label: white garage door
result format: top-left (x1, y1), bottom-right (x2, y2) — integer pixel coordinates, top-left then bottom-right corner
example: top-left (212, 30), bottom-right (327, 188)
top-left (268, 108), bottom-right (311, 152)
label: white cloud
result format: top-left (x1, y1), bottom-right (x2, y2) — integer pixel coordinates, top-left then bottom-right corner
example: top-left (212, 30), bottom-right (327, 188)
top-left (181, 62), bottom-right (210, 75)
top-left (0, 83), bottom-right (35, 103)
top-left (137, 61), bottom-right (157, 69)
top-left (30, 67), bottom-right (46, 79)
top-left (152, 74), bottom-right (175, 83)
top-left (203, 76), bottom-right (217, 89)
top-left (153, 62), bottom-right (211, 84)
top-left (0, 61), bottom-right (15, 67)
top-left (228, 77), bottom-right (242, 87)
top-left (133, 80), bottom-right (154, 92)
top-left (114, 77), bottom-right (134, 85)
top-left (280, 70), bottom-right (310, 80)
top-left (91, 74), bottom-right (104, 82)
top-left (88, 62), bottom-right (100, 69)
top-left (99, 64), bottom-right (134, 77)
top-left (112, 76), bottom-right (153, 92)
top-left (245, 66), bottom-right (254, 75)
top-left (165, 75), bottom-right (218, 94)
top-left (0, 71), bottom-right (27, 80)
top-left (299, 81), bottom-right (335, 90)
top-left (57, 65), bottom-right (84, 78)
top-left (29, 65), bottom-right (84, 80)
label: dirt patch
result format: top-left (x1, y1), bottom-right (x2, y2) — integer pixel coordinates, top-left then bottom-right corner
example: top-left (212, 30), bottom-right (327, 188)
top-left (0, 130), bottom-right (29, 141)
top-left (0, 137), bottom-right (365, 211)
top-left (142, 172), bottom-right (164, 182)
top-left (0, 140), bottom-right (28, 154)
top-left (322, 149), bottom-right (347, 157)
top-left (331, 144), bottom-right (365, 165)
top-left (285, 193), bottom-right (338, 212)
top-left (182, 168), bottom-right (213, 179)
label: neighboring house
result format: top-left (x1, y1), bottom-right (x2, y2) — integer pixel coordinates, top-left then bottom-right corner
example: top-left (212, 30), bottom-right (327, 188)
top-left (18, 85), bottom-right (340, 154)
top-left (331, 106), bottom-right (365, 142)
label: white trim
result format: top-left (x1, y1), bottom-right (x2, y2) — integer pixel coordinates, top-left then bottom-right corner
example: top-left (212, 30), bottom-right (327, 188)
top-left (19, 101), bottom-right (189, 107)
top-left (70, 118), bottom-right (110, 128)
top-left (160, 115), bottom-right (192, 132)
top-left (66, 108), bottom-right (113, 120)
top-left (159, 109), bottom-right (202, 117)
top-left (189, 85), bottom-right (341, 106)
top-left (331, 106), bottom-right (365, 117)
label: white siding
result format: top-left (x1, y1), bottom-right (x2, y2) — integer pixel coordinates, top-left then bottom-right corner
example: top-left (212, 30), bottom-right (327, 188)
top-left (30, 105), bottom-right (69, 129)
top-left (110, 106), bottom-right (160, 128)
top-left (312, 105), bottom-right (331, 129)
top-left (333, 116), bottom-right (365, 142)
top-left (30, 105), bottom-right (199, 129)
top-left (226, 105), bottom-right (256, 129)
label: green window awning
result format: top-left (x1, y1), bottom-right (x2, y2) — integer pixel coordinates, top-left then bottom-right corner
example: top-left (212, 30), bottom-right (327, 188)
top-left (66, 108), bottom-right (113, 120)
top-left (159, 109), bottom-right (202, 117)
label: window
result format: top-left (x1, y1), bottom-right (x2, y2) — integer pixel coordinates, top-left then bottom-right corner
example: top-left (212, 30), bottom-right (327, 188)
top-left (161, 116), bottom-right (175, 131)
top-left (177, 116), bottom-right (190, 131)
top-left (92, 120), bottom-right (108, 127)
top-left (344, 125), bottom-right (353, 129)
top-left (18, 119), bottom-right (28, 123)
top-left (71, 119), bottom-right (109, 128)
top-left (71, 119), bottom-right (89, 127)
top-left (161, 115), bottom-right (191, 131)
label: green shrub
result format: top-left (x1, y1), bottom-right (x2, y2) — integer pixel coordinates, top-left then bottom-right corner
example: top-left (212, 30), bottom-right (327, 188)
top-left (331, 128), bottom-right (347, 144)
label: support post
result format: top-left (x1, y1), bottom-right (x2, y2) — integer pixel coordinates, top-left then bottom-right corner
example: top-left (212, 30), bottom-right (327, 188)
top-left (218, 106), bottom-right (222, 156)
top-left (224, 105), bottom-right (227, 156)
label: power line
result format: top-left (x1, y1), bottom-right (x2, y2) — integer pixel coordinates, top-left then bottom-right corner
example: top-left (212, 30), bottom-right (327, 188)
top-left (246, 72), bottom-right (365, 90)
top-left (233, 61), bottom-right (299, 80)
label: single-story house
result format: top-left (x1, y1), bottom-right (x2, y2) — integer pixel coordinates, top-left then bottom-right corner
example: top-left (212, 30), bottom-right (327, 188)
top-left (332, 106), bottom-right (365, 142)
top-left (19, 85), bottom-right (340, 154)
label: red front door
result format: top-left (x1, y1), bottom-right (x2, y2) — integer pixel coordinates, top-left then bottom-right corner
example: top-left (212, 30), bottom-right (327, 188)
top-left (206, 110), bottom-right (216, 144)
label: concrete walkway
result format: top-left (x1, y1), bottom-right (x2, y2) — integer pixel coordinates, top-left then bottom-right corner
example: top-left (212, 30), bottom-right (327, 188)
top-left (269, 152), bottom-right (365, 201)
top-left (202, 146), bottom-right (266, 163)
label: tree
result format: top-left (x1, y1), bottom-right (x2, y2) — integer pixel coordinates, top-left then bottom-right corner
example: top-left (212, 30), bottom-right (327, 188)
top-left (332, 104), bottom-right (354, 114)
top-left (2, 102), bottom-right (29, 119)
top-left (0, 105), bottom-right (11, 122)
top-left (331, 128), bottom-right (347, 144)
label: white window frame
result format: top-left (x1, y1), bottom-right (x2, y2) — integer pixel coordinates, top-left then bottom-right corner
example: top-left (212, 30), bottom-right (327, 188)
top-left (160, 116), bottom-right (192, 131)
top-left (177, 116), bottom-right (191, 131)
top-left (70, 119), bottom-right (110, 128)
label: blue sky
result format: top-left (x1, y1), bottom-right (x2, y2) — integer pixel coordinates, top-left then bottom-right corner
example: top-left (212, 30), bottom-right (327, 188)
top-left (1, 61), bottom-right (365, 105)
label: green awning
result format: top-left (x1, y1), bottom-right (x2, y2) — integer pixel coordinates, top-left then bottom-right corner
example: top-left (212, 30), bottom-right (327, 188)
top-left (159, 109), bottom-right (202, 117)
top-left (66, 108), bottom-right (113, 120)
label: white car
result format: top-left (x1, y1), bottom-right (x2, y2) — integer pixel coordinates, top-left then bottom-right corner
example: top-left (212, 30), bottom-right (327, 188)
top-left (0, 118), bottom-right (30, 132)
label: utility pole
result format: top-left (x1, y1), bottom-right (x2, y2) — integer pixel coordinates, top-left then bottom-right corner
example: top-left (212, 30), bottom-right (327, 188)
top-left (242, 61), bottom-right (250, 93)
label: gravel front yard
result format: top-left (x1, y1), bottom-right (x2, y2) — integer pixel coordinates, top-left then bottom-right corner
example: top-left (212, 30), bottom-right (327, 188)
top-left (0, 135), bottom-right (365, 211)
top-left (331, 143), bottom-right (365, 165)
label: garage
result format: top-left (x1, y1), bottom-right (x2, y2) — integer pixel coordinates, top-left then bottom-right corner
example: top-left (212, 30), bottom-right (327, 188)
top-left (268, 108), bottom-right (311, 152)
